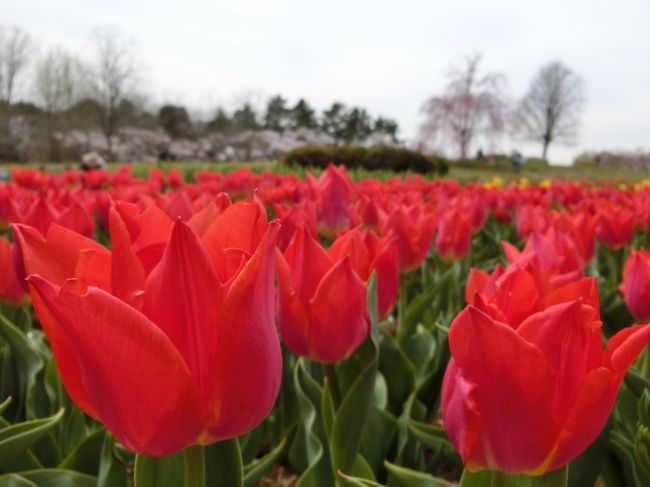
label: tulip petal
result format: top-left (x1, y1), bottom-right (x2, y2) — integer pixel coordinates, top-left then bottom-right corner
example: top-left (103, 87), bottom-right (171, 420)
top-left (27, 280), bottom-right (96, 418)
top-left (164, 191), bottom-right (195, 221)
top-left (493, 268), bottom-right (539, 327)
top-left (276, 249), bottom-right (312, 358)
top-left (441, 360), bottom-right (482, 468)
top-left (109, 207), bottom-right (146, 309)
top-left (328, 230), bottom-right (371, 279)
top-left (202, 201), bottom-right (267, 281)
top-left (549, 367), bottom-right (617, 470)
top-left (370, 238), bottom-right (399, 318)
top-left (13, 223), bottom-right (108, 287)
top-left (308, 256), bottom-right (368, 363)
top-left (543, 277), bottom-right (600, 312)
top-left (449, 305), bottom-right (559, 473)
top-left (0, 236), bottom-right (27, 305)
top-left (465, 269), bottom-right (489, 305)
top-left (621, 249), bottom-right (650, 321)
top-left (27, 275), bottom-right (205, 457)
top-left (74, 249), bottom-right (112, 292)
top-left (130, 204), bottom-right (174, 252)
top-left (205, 222), bottom-right (282, 440)
top-left (284, 228), bottom-right (334, 304)
top-left (187, 202), bottom-right (220, 237)
top-left (517, 301), bottom-right (603, 419)
top-left (602, 323), bottom-right (650, 375)
top-left (144, 220), bottom-right (223, 404)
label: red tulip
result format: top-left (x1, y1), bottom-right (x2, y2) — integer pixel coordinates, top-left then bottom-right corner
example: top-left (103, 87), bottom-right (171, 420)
top-left (57, 202), bottom-right (96, 238)
top-left (596, 204), bottom-right (635, 248)
top-left (515, 205), bottom-right (550, 241)
top-left (12, 201), bottom-right (281, 457)
top-left (466, 258), bottom-right (598, 328)
top-left (435, 209), bottom-right (473, 261)
top-left (621, 248), bottom-right (650, 321)
top-left (381, 204), bottom-right (437, 272)
top-left (328, 227), bottom-right (399, 318)
top-left (551, 212), bottom-right (596, 265)
top-left (309, 164), bottom-right (355, 238)
top-left (443, 299), bottom-right (650, 474)
top-left (274, 201), bottom-right (318, 251)
top-left (503, 226), bottom-right (582, 276)
top-left (276, 227), bottom-right (368, 363)
top-left (0, 236), bottom-right (28, 306)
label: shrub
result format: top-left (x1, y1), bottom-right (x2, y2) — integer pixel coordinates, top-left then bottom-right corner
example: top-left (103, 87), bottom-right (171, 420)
top-left (283, 146), bottom-right (448, 175)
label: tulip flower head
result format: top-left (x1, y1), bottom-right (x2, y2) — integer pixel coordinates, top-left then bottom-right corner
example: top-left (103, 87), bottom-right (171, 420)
top-left (0, 236), bottom-right (28, 306)
top-left (309, 164), bottom-right (355, 238)
top-left (13, 200), bottom-right (282, 457)
top-left (328, 227), bottom-right (399, 318)
top-left (435, 209), bottom-right (473, 261)
top-left (443, 296), bottom-right (650, 475)
top-left (621, 248), bottom-right (650, 322)
top-left (276, 227), bottom-right (368, 363)
top-left (596, 204), bottom-right (635, 249)
top-left (380, 204), bottom-right (437, 272)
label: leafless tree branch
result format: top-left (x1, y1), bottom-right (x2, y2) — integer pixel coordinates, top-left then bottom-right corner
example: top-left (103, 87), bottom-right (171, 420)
top-left (418, 54), bottom-right (508, 159)
top-left (514, 61), bottom-right (585, 159)
top-left (0, 26), bottom-right (33, 103)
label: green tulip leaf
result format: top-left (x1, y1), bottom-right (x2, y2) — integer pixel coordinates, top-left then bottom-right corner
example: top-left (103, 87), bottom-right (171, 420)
top-left (243, 437), bottom-right (287, 487)
top-left (393, 394), bottom-right (427, 466)
top-left (0, 408), bottom-right (64, 464)
top-left (337, 470), bottom-right (386, 487)
top-left (330, 336), bottom-right (378, 481)
top-left (567, 419), bottom-right (611, 487)
top-left (57, 428), bottom-right (106, 476)
top-left (384, 460), bottom-right (455, 487)
top-left (0, 469), bottom-right (97, 487)
top-left (0, 413), bottom-right (41, 472)
top-left (359, 406), bottom-right (397, 476)
top-left (0, 314), bottom-right (46, 421)
top-left (407, 420), bottom-right (454, 452)
top-left (97, 432), bottom-right (129, 487)
top-left (291, 359), bottom-right (332, 487)
top-left (378, 328), bottom-right (416, 414)
top-left (0, 396), bottom-right (11, 415)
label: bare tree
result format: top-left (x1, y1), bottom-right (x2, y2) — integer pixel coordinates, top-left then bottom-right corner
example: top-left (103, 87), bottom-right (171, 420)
top-left (0, 26), bottom-right (33, 103)
top-left (515, 61), bottom-right (585, 160)
top-left (33, 47), bottom-right (86, 159)
top-left (34, 48), bottom-right (83, 112)
top-left (418, 54), bottom-right (507, 159)
top-left (89, 27), bottom-right (138, 158)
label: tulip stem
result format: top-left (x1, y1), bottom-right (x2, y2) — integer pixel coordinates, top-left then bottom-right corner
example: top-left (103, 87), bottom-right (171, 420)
top-left (543, 465), bottom-right (569, 487)
top-left (184, 444), bottom-right (205, 487)
top-left (490, 471), bottom-right (507, 487)
top-left (324, 363), bottom-right (342, 410)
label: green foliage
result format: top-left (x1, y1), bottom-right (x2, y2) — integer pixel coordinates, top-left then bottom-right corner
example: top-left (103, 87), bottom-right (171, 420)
top-left (158, 105), bottom-right (193, 139)
top-left (283, 146), bottom-right (449, 175)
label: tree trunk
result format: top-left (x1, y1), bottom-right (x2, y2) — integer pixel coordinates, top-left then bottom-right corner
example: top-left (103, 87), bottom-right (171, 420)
top-left (542, 136), bottom-right (550, 161)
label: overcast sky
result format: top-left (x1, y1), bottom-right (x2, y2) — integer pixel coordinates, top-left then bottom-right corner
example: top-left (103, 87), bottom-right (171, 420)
top-left (4, 0), bottom-right (649, 163)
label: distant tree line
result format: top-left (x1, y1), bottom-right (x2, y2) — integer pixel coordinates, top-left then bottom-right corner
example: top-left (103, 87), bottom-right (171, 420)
top-left (166, 96), bottom-right (399, 145)
top-left (0, 25), bottom-right (400, 163)
top-left (1, 24), bottom-right (588, 164)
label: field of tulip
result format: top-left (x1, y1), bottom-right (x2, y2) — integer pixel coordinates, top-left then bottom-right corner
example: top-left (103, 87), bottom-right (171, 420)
top-left (0, 163), bottom-right (649, 487)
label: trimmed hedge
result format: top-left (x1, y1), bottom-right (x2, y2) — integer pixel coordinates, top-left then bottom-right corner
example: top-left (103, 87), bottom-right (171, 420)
top-left (283, 146), bottom-right (449, 175)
